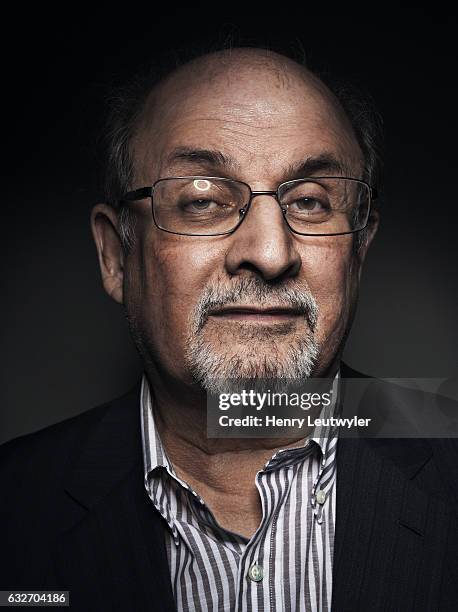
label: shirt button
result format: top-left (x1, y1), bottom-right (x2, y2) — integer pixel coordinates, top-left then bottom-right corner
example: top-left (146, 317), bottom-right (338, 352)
top-left (248, 563), bottom-right (264, 582)
top-left (316, 489), bottom-right (326, 505)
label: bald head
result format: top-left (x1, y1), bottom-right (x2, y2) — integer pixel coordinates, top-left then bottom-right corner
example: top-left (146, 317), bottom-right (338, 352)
top-left (136, 49), bottom-right (357, 153)
top-left (155, 47), bottom-right (321, 93)
top-left (131, 48), bottom-right (363, 190)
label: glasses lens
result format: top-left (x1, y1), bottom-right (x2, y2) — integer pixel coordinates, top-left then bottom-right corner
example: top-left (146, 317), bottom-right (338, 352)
top-left (278, 178), bottom-right (370, 235)
top-left (153, 177), bottom-right (250, 235)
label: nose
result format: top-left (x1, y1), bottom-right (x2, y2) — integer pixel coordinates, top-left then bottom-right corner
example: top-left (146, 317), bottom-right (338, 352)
top-left (224, 194), bottom-right (302, 282)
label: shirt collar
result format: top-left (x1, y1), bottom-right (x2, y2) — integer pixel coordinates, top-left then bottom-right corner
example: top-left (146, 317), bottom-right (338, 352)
top-left (140, 376), bottom-right (174, 484)
top-left (140, 372), bottom-right (341, 534)
top-left (260, 370), bottom-right (340, 471)
top-left (140, 370), bottom-right (340, 482)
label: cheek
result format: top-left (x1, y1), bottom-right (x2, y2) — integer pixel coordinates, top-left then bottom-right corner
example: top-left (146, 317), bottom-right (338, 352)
top-left (301, 237), bottom-right (356, 342)
top-left (130, 232), bottom-right (223, 363)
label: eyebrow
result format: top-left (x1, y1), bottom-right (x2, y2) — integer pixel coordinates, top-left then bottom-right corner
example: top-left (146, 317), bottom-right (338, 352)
top-left (165, 147), bottom-right (349, 178)
top-left (286, 153), bottom-right (348, 178)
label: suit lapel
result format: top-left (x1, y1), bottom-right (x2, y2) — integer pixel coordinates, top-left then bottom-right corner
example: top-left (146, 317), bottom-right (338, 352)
top-left (52, 384), bottom-right (176, 612)
top-left (332, 368), bottom-right (450, 610)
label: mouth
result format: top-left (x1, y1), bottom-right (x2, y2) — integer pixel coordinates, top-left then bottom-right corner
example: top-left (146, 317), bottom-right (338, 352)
top-left (208, 305), bottom-right (304, 324)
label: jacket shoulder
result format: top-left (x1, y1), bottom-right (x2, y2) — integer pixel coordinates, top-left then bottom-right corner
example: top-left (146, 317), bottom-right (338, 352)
top-left (340, 361), bottom-right (371, 378)
top-left (0, 384), bottom-right (142, 589)
top-left (1, 400), bottom-right (108, 473)
top-left (0, 384), bottom-right (140, 488)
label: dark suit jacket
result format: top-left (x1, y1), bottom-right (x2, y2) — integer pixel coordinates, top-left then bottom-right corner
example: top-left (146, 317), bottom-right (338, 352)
top-left (1, 364), bottom-right (458, 611)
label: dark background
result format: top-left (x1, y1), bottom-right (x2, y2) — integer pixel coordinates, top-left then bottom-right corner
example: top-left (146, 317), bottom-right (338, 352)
top-left (1, 7), bottom-right (457, 444)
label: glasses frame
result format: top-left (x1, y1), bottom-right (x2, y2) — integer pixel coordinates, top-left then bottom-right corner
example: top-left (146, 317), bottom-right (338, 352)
top-left (120, 175), bottom-right (378, 237)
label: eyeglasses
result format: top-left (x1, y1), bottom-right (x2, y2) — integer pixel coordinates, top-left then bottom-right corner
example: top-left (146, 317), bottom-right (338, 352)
top-left (120, 176), bottom-right (377, 237)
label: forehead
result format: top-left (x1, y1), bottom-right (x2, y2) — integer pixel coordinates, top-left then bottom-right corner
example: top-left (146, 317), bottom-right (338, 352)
top-left (132, 54), bottom-right (363, 184)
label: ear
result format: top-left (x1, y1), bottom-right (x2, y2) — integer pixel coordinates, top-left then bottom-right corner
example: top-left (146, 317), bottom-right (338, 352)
top-left (355, 208), bottom-right (379, 269)
top-left (91, 204), bottom-right (125, 304)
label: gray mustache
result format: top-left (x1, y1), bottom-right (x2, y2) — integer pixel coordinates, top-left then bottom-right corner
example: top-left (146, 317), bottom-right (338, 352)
top-left (194, 278), bottom-right (319, 332)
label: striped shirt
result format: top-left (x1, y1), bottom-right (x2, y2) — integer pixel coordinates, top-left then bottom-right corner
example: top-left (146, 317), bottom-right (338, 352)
top-left (140, 373), bottom-right (340, 611)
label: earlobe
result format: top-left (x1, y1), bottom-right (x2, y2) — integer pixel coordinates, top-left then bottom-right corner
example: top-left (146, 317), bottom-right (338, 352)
top-left (90, 204), bottom-right (125, 305)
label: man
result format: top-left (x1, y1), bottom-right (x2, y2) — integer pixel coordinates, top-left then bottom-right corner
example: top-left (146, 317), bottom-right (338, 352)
top-left (1, 46), bottom-right (457, 611)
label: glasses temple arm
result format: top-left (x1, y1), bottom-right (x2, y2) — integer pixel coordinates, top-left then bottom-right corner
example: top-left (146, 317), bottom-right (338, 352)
top-left (118, 186), bottom-right (153, 203)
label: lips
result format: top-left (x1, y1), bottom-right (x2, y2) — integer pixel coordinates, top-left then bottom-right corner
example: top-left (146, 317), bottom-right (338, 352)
top-left (208, 305), bottom-right (303, 319)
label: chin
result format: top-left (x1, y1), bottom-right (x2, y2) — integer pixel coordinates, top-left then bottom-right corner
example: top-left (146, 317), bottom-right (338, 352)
top-left (185, 331), bottom-right (320, 395)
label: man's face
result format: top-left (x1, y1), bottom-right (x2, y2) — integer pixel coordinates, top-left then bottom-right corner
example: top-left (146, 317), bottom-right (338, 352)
top-left (93, 52), bottom-right (377, 391)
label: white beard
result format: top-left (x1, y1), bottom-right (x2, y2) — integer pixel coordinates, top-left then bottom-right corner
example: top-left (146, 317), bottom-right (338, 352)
top-left (184, 277), bottom-right (320, 395)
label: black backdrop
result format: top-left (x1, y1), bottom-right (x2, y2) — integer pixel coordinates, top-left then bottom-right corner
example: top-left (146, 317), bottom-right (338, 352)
top-left (2, 7), bottom-right (457, 443)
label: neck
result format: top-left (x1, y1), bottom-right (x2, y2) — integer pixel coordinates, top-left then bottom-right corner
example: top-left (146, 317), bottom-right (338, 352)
top-left (143, 358), bottom-right (340, 493)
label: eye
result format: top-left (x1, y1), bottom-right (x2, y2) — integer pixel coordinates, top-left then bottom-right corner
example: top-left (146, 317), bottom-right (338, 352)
top-left (184, 199), bottom-right (220, 212)
top-left (288, 198), bottom-right (328, 213)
